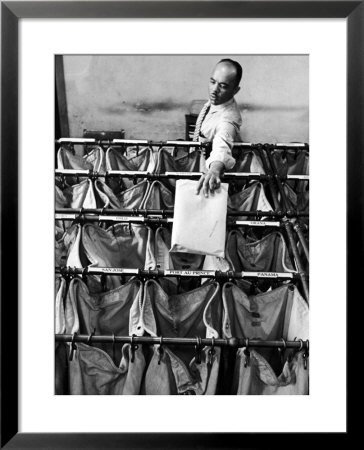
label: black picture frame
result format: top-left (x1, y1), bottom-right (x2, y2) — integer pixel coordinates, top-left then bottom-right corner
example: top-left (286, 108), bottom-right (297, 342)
top-left (1, 1), bottom-right (359, 448)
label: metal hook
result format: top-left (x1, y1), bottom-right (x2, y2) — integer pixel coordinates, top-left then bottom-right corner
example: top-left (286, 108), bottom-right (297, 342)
top-left (208, 336), bottom-right (215, 367)
top-left (303, 351), bottom-right (308, 370)
top-left (280, 338), bottom-right (287, 351)
top-left (159, 218), bottom-right (165, 229)
top-left (157, 336), bottom-right (164, 365)
top-left (86, 328), bottom-right (96, 346)
top-left (75, 207), bottom-right (84, 224)
top-left (82, 266), bottom-right (88, 285)
top-left (303, 339), bottom-right (309, 370)
top-left (297, 339), bottom-right (304, 352)
top-left (215, 270), bottom-right (225, 288)
top-left (244, 338), bottom-right (250, 367)
top-left (60, 265), bottom-right (68, 281)
top-left (112, 333), bottom-right (116, 363)
top-left (69, 332), bottom-right (77, 361)
top-left (62, 266), bottom-right (74, 283)
top-left (88, 169), bottom-right (99, 183)
top-left (194, 336), bottom-right (202, 365)
top-left (148, 267), bottom-right (156, 281)
top-left (104, 170), bottom-right (109, 185)
top-left (277, 338), bottom-right (287, 365)
top-left (130, 334), bottom-right (139, 363)
top-left (98, 206), bottom-right (106, 227)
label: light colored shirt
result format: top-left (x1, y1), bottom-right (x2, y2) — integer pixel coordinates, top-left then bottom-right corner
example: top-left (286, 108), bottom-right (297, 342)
top-left (199, 97), bottom-right (242, 170)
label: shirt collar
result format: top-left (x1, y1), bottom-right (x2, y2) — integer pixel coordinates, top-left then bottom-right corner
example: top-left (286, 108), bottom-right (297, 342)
top-left (209, 97), bottom-right (235, 112)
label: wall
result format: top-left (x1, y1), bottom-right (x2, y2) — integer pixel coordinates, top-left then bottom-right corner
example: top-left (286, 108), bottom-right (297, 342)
top-left (63, 54), bottom-right (308, 143)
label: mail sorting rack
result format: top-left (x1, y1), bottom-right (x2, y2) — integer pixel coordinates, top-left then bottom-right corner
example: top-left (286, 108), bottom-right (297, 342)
top-left (55, 139), bottom-right (309, 395)
top-left (55, 138), bottom-right (309, 300)
top-left (55, 139), bottom-right (309, 297)
top-left (55, 265), bottom-right (309, 395)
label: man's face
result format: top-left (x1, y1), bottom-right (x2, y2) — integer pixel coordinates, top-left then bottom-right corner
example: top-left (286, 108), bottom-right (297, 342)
top-left (208, 62), bottom-right (240, 106)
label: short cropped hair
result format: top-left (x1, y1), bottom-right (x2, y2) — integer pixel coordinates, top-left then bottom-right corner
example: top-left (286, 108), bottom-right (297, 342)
top-left (218, 58), bottom-right (243, 86)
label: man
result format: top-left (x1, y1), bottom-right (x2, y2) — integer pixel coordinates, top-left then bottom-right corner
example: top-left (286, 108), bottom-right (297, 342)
top-left (195, 58), bottom-right (243, 197)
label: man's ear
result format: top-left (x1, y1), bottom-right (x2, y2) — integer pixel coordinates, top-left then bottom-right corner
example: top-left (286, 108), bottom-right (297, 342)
top-left (234, 85), bottom-right (241, 96)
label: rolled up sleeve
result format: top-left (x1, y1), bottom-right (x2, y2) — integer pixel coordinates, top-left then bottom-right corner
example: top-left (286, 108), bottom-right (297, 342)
top-left (205, 121), bottom-right (237, 170)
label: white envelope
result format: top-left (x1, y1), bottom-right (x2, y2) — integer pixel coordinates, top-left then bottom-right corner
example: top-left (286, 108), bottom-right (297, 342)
top-left (170, 179), bottom-right (228, 257)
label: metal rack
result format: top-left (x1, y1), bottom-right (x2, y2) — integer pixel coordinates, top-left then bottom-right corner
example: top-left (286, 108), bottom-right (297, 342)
top-left (55, 139), bottom-right (309, 301)
top-left (54, 138), bottom-right (310, 397)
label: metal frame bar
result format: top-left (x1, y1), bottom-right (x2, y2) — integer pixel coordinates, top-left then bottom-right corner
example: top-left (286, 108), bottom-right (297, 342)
top-left (55, 213), bottom-right (282, 227)
top-left (55, 266), bottom-right (298, 280)
top-left (56, 168), bottom-right (309, 182)
top-left (292, 220), bottom-right (309, 262)
top-left (56, 137), bottom-right (309, 150)
top-left (55, 208), bottom-right (309, 218)
top-left (55, 169), bottom-right (271, 180)
top-left (55, 334), bottom-right (309, 350)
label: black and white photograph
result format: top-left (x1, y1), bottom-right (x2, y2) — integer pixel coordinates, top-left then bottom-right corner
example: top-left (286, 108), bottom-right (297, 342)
top-left (1, 0), bottom-right (359, 443)
top-left (54, 54), bottom-right (309, 396)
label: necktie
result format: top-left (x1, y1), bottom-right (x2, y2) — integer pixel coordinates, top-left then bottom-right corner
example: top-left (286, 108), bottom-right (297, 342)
top-left (193, 102), bottom-right (211, 142)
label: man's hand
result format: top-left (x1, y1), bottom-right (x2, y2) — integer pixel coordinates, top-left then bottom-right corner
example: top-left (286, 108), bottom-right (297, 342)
top-left (195, 161), bottom-right (225, 197)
